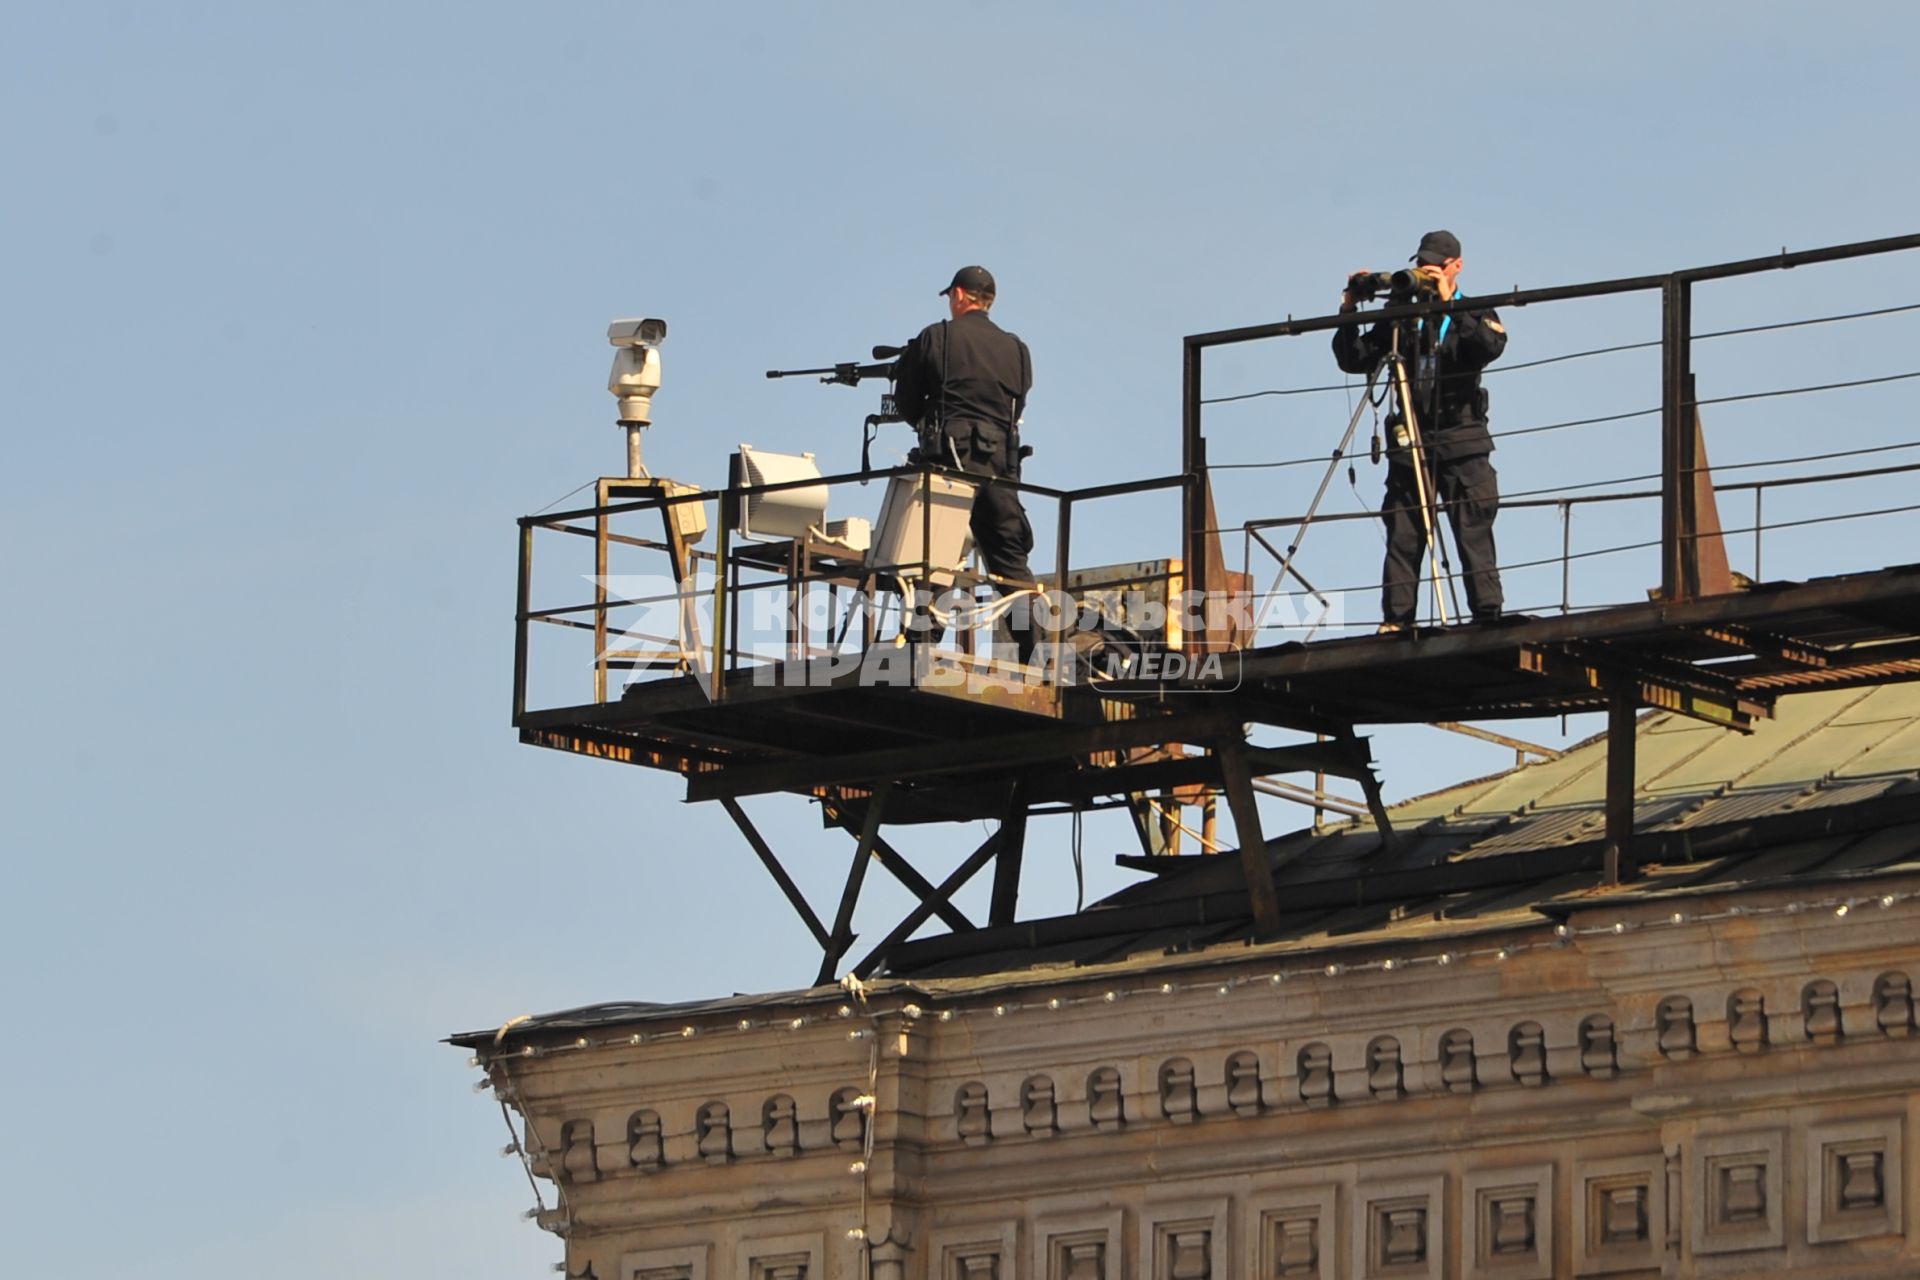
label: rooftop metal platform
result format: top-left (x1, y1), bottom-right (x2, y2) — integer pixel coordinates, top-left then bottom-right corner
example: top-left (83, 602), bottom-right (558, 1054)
top-left (511, 233), bottom-right (1920, 982)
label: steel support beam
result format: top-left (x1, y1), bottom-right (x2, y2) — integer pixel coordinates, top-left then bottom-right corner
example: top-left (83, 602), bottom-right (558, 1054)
top-left (1603, 686), bottom-right (1639, 885)
top-left (1662, 280), bottom-right (1695, 602)
top-left (1215, 737), bottom-right (1283, 935)
top-left (1518, 641), bottom-right (1770, 731)
top-left (853, 825), bottom-right (1006, 978)
top-left (687, 712), bottom-right (1238, 802)
top-left (989, 782), bottom-right (1028, 927)
top-left (720, 797), bottom-right (832, 951)
top-left (816, 782), bottom-right (890, 986)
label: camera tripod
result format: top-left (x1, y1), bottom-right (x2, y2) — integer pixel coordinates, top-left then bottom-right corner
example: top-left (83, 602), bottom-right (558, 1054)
top-left (1264, 319), bottom-right (1463, 631)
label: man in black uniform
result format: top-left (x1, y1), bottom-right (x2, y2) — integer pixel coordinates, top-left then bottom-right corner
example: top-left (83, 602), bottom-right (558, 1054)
top-left (1333, 230), bottom-right (1508, 631)
top-left (891, 265), bottom-right (1039, 654)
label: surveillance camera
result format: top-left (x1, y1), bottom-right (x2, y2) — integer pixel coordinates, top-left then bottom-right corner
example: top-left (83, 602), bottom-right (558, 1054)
top-left (609, 317), bottom-right (665, 427)
top-left (608, 317), bottom-right (668, 348)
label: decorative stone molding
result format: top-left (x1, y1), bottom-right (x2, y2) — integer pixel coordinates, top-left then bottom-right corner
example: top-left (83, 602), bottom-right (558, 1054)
top-left (1690, 1129), bottom-right (1785, 1256)
top-left (1224, 1051), bottom-right (1262, 1116)
top-left (1462, 1163), bottom-right (1553, 1279)
top-left (1140, 1196), bottom-right (1228, 1280)
top-left (955, 1081), bottom-right (991, 1146)
top-left (1021, 1074), bottom-right (1058, 1136)
top-left (1297, 1043), bottom-right (1334, 1108)
top-left (619, 1244), bottom-right (707, 1280)
top-left (562, 1119), bottom-right (599, 1184)
top-left (1367, 1036), bottom-right (1403, 1100)
top-left (1032, 1208), bottom-right (1123, 1280)
top-left (1803, 979), bottom-right (1842, 1042)
top-left (928, 1222), bottom-right (1016, 1280)
top-left (1439, 1028), bottom-right (1476, 1093)
top-left (695, 1101), bottom-right (731, 1165)
top-left (761, 1095), bottom-right (797, 1156)
top-left (1352, 1174), bottom-right (1443, 1280)
top-left (1579, 1015), bottom-right (1617, 1078)
top-left (1727, 989), bottom-right (1768, 1052)
top-left (1508, 1022), bottom-right (1547, 1087)
top-left (1873, 971), bottom-right (1913, 1037)
top-left (1806, 1116), bottom-right (1904, 1244)
top-left (1571, 1152), bottom-right (1664, 1277)
top-left (1657, 995), bottom-right (1696, 1059)
top-left (1158, 1058), bottom-right (1197, 1124)
top-left (1247, 1184), bottom-right (1335, 1279)
top-left (627, 1109), bottom-right (663, 1170)
top-left (1087, 1067), bottom-right (1124, 1131)
top-left (735, 1231), bottom-right (820, 1280)
top-left (830, 1087), bottom-right (866, 1151)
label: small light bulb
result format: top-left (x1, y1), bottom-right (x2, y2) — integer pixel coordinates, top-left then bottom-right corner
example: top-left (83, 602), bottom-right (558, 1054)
top-left (1882, 894), bottom-right (1897, 909)
top-left (1217, 984), bottom-right (1230, 997)
top-left (1437, 952), bottom-right (1454, 966)
top-left (1103, 991), bottom-right (1118, 1003)
top-left (1047, 997), bottom-right (1062, 1011)
top-left (1835, 903), bottom-right (1851, 918)
top-left (1160, 983), bottom-right (1175, 995)
top-left (848, 1029), bottom-right (870, 1041)
top-left (1324, 963), bottom-right (1342, 977)
top-left (500, 1142), bottom-right (519, 1158)
top-left (1670, 912), bottom-right (1686, 926)
top-left (1381, 958), bottom-right (1396, 972)
top-left (1269, 973), bottom-right (1283, 985)
top-left (680, 1026), bottom-right (696, 1038)
top-left (1554, 924), bottom-right (1573, 939)
top-left (574, 1037), bottom-right (589, 1050)
top-left (838, 1004), bottom-right (853, 1018)
top-left (466, 1054), bottom-right (481, 1069)
top-left (1785, 902), bottom-right (1804, 914)
top-left (1611, 922), bottom-right (1626, 934)
top-left (789, 1017), bottom-right (806, 1030)
top-left (521, 1045), bottom-right (536, 1058)
top-left (628, 1033), bottom-right (644, 1046)
top-left (847, 1227), bottom-right (867, 1241)
top-left (938, 1009), bottom-right (954, 1022)
top-left (1496, 948), bottom-right (1511, 961)
top-left (472, 1078), bottom-right (494, 1094)
top-left (738, 1019), bottom-right (753, 1031)
top-left (849, 1159), bottom-right (867, 1175)
top-left (993, 1005), bottom-right (1007, 1017)
top-left (902, 1003), bottom-right (923, 1020)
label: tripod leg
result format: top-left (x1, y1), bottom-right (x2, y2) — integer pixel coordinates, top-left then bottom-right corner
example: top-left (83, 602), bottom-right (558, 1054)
top-left (1388, 354), bottom-right (1450, 626)
top-left (1255, 364), bottom-right (1384, 634)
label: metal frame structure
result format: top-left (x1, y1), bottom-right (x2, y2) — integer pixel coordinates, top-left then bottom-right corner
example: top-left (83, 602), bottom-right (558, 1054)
top-left (512, 234), bottom-right (1920, 981)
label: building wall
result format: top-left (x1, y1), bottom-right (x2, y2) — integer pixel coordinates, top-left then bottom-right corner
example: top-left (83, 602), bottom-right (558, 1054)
top-left (478, 879), bottom-right (1920, 1278)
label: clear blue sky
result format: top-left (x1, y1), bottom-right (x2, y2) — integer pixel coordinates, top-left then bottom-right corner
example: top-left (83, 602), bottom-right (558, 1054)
top-left (5, 3), bottom-right (1918, 1275)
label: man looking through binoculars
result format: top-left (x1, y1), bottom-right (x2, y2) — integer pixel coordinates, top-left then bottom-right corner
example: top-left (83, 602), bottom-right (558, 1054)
top-left (1333, 229), bottom-right (1508, 632)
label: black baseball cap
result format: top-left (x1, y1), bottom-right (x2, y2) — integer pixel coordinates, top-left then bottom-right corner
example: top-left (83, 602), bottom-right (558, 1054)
top-left (939, 265), bottom-right (996, 296)
top-left (1411, 230), bottom-right (1462, 265)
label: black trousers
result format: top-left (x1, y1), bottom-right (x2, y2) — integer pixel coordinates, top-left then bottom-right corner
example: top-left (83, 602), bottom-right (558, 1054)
top-left (927, 419), bottom-right (1039, 657)
top-left (1381, 452), bottom-right (1502, 625)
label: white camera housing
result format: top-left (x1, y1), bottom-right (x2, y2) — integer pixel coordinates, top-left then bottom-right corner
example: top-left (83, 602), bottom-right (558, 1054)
top-left (608, 318), bottom-right (667, 426)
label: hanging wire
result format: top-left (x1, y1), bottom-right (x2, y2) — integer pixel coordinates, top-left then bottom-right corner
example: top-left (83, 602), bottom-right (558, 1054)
top-left (1199, 300), bottom-right (1920, 406)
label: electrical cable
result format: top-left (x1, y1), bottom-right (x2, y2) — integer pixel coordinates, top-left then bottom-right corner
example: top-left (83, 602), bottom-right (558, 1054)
top-left (1199, 300), bottom-right (1920, 406)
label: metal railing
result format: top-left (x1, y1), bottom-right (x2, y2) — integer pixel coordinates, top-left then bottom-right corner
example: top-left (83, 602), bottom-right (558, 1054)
top-left (511, 463), bottom-right (1193, 719)
top-left (1183, 233), bottom-right (1920, 627)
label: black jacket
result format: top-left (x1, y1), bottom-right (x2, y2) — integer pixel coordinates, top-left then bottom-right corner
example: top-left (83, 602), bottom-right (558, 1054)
top-left (893, 309), bottom-right (1032, 433)
top-left (1333, 302), bottom-right (1507, 461)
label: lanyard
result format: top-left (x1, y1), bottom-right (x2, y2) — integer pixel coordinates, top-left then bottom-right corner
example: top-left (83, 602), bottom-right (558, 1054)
top-left (1423, 291), bottom-right (1463, 347)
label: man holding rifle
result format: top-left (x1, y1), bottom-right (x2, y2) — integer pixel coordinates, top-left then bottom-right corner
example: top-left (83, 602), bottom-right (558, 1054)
top-left (892, 265), bottom-right (1040, 655)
